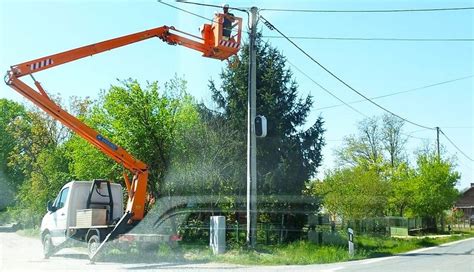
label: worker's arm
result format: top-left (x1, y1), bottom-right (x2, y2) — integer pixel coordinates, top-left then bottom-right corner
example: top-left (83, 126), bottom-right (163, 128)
top-left (223, 13), bottom-right (235, 22)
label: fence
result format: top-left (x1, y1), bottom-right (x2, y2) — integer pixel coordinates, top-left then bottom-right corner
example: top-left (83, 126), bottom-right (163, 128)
top-left (346, 216), bottom-right (437, 236)
top-left (179, 221), bottom-right (312, 245)
top-left (177, 215), bottom-right (441, 246)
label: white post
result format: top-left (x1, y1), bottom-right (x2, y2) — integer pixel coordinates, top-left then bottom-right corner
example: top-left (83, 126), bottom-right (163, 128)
top-left (210, 216), bottom-right (226, 254)
top-left (348, 228), bottom-right (354, 257)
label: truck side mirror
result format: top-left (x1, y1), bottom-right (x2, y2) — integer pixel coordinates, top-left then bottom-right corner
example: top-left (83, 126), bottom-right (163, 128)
top-left (47, 200), bottom-right (56, 212)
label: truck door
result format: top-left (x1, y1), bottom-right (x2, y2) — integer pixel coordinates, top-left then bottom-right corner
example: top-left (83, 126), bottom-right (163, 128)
top-left (50, 187), bottom-right (70, 245)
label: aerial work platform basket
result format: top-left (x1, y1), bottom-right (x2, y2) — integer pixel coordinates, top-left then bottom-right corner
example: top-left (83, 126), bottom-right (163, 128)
top-left (200, 13), bottom-right (243, 60)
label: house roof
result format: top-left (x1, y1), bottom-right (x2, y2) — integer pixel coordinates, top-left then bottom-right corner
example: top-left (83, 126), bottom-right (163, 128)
top-left (455, 186), bottom-right (474, 207)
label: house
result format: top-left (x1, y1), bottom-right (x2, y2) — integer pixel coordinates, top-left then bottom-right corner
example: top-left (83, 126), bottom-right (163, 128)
top-left (455, 183), bottom-right (474, 220)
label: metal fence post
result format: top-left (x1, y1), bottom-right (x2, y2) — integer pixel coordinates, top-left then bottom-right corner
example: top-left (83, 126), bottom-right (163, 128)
top-left (236, 221), bottom-right (239, 244)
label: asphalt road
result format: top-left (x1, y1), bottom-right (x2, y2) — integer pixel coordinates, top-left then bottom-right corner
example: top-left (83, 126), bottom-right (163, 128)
top-left (0, 232), bottom-right (472, 272)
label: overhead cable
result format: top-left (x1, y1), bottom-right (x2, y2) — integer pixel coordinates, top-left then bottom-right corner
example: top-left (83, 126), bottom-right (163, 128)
top-left (158, 1), bottom-right (251, 34)
top-left (286, 59), bottom-right (368, 118)
top-left (315, 75), bottom-right (473, 111)
top-left (260, 15), bottom-right (436, 131)
top-left (174, 0), bottom-right (248, 12)
top-left (263, 36), bottom-right (474, 42)
top-left (439, 129), bottom-right (474, 161)
top-left (288, 59), bottom-right (437, 143)
top-left (261, 6), bottom-right (474, 13)
top-left (157, 0), bottom-right (214, 22)
top-left (441, 126), bottom-right (474, 129)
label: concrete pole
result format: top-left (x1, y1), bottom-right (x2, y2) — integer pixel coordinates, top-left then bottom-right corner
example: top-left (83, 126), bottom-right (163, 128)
top-left (436, 126), bottom-right (440, 160)
top-left (246, 6), bottom-right (258, 248)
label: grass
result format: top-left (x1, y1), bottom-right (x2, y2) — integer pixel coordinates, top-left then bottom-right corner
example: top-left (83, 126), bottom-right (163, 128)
top-left (178, 230), bottom-right (474, 265)
top-left (213, 243), bottom-right (355, 265)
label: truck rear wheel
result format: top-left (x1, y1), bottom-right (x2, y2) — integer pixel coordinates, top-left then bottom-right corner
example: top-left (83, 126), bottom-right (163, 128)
top-left (87, 234), bottom-right (100, 260)
top-left (42, 233), bottom-right (54, 259)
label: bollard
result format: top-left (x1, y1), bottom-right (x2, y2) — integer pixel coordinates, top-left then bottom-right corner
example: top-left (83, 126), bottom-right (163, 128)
top-left (348, 228), bottom-right (354, 257)
top-left (210, 216), bottom-right (226, 254)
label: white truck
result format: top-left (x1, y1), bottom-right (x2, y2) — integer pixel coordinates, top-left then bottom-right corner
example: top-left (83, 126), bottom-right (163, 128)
top-left (40, 180), bottom-right (170, 259)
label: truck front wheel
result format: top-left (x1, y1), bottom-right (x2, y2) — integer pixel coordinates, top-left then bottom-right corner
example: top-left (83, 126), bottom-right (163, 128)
top-left (42, 233), bottom-right (55, 259)
top-left (87, 235), bottom-right (100, 260)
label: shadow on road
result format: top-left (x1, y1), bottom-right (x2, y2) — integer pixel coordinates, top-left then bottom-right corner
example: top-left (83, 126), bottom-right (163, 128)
top-left (402, 250), bottom-right (473, 257)
top-left (52, 249), bottom-right (220, 270)
top-left (125, 262), bottom-right (241, 270)
top-left (53, 253), bottom-right (89, 260)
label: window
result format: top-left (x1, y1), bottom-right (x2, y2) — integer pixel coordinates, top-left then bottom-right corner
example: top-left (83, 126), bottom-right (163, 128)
top-left (56, 187), bottom-right (69, 209)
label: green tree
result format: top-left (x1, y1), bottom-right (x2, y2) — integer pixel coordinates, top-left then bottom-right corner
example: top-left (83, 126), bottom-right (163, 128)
top-left (67, 78), bottom-right (202, 200)
top-left (387, 162), bottom-right (416, 216)
top-left (382, 114), bottom-right (407, 168)
top-left (209, 34), bottom-right (325, 235)
top-left (7, 105), bottom-right (72, 226)
top-left (315, 166), bottom-right (389, 221)
top-left (335, 114), bottom-right (407, 169)
top-left (165, 114), bottom-right (244, 199)
top-left (410, 151), bottom-right (459, 220)
top-left (14, 146), bottom-right (72, 226)
top-left (0, 99), bottom-right (26, 209)
top-left (210, 35), bottom-right (325, 189)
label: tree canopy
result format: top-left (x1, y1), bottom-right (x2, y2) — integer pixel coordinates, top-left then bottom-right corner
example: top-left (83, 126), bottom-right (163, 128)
top-left (209, 33), bottom-right (325, 200)
top-left (314, 114), bottom-right (460, 225)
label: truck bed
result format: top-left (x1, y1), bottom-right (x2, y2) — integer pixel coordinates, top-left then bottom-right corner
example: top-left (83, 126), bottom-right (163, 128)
top-left (69, 225), bottom-right (114, 229)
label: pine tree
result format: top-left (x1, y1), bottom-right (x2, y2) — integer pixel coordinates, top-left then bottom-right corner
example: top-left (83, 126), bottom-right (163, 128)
top-left (209, 34), bottom-right (325, 239)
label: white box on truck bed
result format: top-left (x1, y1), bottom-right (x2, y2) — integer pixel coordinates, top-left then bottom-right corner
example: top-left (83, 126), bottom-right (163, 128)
top-left (76, 209), bottom-right (107, 228)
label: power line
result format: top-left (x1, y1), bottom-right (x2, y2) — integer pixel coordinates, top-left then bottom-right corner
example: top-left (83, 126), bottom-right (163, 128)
top-left (439, 129), bottom-right (474, 162)
top-left (286, 59), bottom-right (368, 118)
top-left (288, 59), bottom-right (434, 143)
top-left (263, 36), bottom-right (474, 42)
top-left (457, 157), bottom-right (474, 174)
top-left (157, 0), bottom-right (214, 22)
top-left (157, 1), bottom-right (251, 35)
top-left (315, 75), bottom-right (473, 111)
top-left (402, 132), bottom-right (433, 141)
top-left (174, 0), bottom-right (248, 12)
top-left (407, 128), bottom-right (433, 134)
top-left (260, 15), bottom-right (436, 131)
top-left (261, 6), bottom-right (474, 13)
top-left (440, 126), bottom-right (474, 129)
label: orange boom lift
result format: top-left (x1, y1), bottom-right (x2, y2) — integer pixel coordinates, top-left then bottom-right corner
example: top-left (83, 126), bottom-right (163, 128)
top-left (5, 14), bottom-right (242, 223)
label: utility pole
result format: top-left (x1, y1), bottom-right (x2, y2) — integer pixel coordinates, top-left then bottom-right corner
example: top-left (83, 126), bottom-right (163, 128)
top-left (246, 6), bottom-right (258, 248)
top-left (436, 126), bottom-right (440, 160)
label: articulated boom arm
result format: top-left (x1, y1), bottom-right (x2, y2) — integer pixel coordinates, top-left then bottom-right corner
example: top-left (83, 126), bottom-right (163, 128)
top-left (9, 26), bottom-right (214, 78)
top-left (5, 20), bottom-right (241, 221)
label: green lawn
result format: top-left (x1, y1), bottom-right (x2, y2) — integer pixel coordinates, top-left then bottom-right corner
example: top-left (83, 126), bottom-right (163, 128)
top-left (181, 231), bottom-right (474, 265)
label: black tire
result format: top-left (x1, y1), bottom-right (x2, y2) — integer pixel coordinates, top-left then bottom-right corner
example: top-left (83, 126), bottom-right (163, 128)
top-left (87, 234), bottom-right (100, 260)
top-left (42, 233), bottom-right (54, 259)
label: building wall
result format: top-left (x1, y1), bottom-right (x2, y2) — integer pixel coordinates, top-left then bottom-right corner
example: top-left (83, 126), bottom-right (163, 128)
top-left (455, 185), bottom-right (474, 219)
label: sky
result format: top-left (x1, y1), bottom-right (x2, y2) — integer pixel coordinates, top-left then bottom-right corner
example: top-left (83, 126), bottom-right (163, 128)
top-left (0, 0), bottom-right (473, 189)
